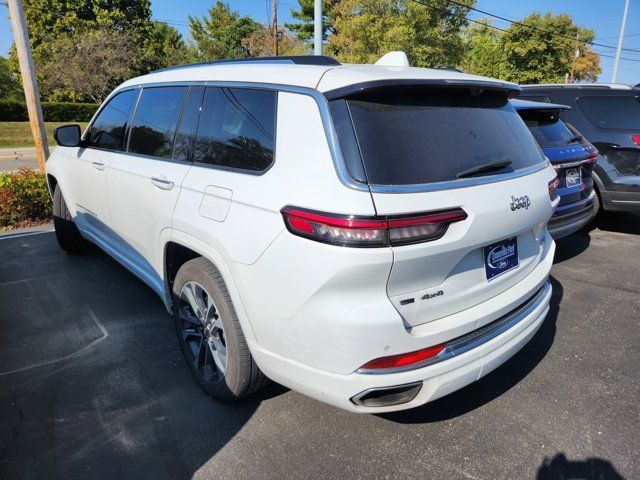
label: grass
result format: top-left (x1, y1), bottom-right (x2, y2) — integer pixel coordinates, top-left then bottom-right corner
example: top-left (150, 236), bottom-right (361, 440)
top-left (0, 122), bottom-right (88, 148)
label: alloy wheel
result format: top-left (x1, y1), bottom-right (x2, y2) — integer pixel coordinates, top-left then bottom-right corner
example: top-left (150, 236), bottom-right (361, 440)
top-left (178, 281), bottom-right (227, 383)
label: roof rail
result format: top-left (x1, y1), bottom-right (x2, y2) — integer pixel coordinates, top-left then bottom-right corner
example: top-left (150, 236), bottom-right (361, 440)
top-left (523, 83), bottom-right (632, 90)
top-left (151, 55), bottom-right (341, 74)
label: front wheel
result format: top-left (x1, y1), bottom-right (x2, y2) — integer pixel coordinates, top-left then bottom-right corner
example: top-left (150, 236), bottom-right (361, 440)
top-left (172, 257), bottom-right (268, 402)
top-left (52, 184), bottom-right (87, 253)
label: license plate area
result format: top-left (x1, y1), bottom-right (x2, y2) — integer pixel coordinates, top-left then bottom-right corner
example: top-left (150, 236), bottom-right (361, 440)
top-left (565, 167), bottom-right (582, 188)
top-left (484, 237), bottom-right (519, 281)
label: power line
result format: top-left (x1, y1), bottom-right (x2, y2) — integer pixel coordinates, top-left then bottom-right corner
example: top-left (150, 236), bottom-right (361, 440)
top-left (408, 0), bottom-right (640, 63)
top-left (441, 0), bottom-right (640, 54)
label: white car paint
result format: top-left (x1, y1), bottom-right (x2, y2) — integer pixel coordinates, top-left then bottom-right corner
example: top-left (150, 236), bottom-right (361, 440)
top-left (46, 57), bottom-right (558, 412)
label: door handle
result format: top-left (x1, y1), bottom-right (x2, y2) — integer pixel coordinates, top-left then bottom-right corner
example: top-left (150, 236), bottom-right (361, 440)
top-left (92, 161), bottom-right (106, 171)
top-left (151, 176), bottom-right (175, 190)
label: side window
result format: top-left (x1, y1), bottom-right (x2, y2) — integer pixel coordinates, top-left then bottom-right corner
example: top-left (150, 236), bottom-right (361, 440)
top-left (173, 86), bottom-right (205, 162)
top-left (128, 86), bottom-right (188, 158)
top-left (86, 89), bottom-right (138, 150)
top-left (194, 87), bottom-right (277, 172)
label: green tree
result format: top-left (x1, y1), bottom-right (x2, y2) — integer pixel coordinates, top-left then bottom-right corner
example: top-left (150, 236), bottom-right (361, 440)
top-left (498, 13), bottom-right (601, 83)
top-left (286, 0), bottom-right (339, 47)
top-left (189, 1), bottom-right (260, 60)
top-left (326, 0), bottom-right (475, 68)
top-left (0, 56), bottom-right (23, 101)
top-left (148, 21), bottom-right (194, 69)
top-left (459, 19), bottom-right (504, 78)
top-left (9, 0), bottom-right (154, 101)
top-left (38, 28), bottom-right (139, 103)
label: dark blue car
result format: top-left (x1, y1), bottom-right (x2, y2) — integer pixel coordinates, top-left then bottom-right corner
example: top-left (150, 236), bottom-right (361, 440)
top-left (513, 99), bottom-right (597, 239)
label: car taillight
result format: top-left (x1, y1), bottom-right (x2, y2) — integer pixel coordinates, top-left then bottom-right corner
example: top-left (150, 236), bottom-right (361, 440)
top-left (281, 206), bottom-right (467, 247)
top-left (358, 344), bottom-right (446, 372)
top-left (548, 176), bottom-right (560, 201)
top-left (631, 134), bottom-right (640, 146)
top-left (586, 151), bottom-right (598, 164)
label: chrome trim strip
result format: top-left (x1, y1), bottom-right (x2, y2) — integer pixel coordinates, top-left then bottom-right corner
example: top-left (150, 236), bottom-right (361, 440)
top-left (368, 162), bottom-right (549, 194)
top-left (357, 280), bottom-right (552, 375)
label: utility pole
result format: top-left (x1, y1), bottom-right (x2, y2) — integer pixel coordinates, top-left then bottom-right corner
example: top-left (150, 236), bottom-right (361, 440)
top-left (7, 0), bottom-right (48, 173)
top-left (272, 0), bottom-right (278, 57)
top-left (612, 0), bottom-right (630, 83)
top-left (569, 33), bottom-right (580, 83)
top-left (314, 0), bottom-right (322, 55)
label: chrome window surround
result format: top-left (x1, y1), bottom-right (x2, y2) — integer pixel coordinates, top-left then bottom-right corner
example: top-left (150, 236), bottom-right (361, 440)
top-left (87, 80), bottom-right (549, 193)
top-left (357, 279), bottom-right (552, 375)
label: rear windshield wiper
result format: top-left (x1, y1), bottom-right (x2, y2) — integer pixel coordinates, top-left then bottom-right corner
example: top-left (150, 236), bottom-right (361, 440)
top-left (456, 159), bottom-right (513, 179)
top-left (564, 134), bottom-right (583, 145)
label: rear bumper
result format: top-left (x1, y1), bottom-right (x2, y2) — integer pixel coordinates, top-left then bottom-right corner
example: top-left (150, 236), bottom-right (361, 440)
top-left (549, 191), bottom-right (595, 239)
top-left (249, 237), bottom-right (555, 413)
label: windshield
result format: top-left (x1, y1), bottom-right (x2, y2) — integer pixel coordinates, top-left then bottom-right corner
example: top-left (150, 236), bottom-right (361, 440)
top-left (578, 96), bottom-right (640, 130)
top-left (519, 110), bottom-right (576, 148)
top-left (334, 89), bottom-right (544, 186)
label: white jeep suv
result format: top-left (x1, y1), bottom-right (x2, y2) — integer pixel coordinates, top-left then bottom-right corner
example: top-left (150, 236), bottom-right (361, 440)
top-left (47, 55), bottom-right (558, 413)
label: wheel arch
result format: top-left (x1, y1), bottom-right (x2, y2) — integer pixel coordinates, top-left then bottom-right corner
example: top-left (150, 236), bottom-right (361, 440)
top-left (161, 231), bottom-right (257, 342)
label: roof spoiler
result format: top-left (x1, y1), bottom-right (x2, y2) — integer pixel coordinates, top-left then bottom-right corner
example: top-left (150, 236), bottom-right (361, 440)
top-left (323, 79), bottom-right (522, 101)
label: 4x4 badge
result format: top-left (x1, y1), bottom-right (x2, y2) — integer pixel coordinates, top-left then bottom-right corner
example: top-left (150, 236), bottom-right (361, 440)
top-left (510, 195), bottom-right (531, 211)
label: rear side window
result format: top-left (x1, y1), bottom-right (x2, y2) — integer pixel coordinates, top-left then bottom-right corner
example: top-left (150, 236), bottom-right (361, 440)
top-left (194, 87), bottom-right (277, 172)
top-left (578, 96), bottom-right (640, 130)
top-left (339, 90), bottom-right (544, 185)
top-left (128, 86), bottom-right (188, 158)
top-left (173, 86), bottom-right (205, 162)
top-left (519, 110), bottom-right (575, 148)
top-left (86, 89), bottom-right (138, 151)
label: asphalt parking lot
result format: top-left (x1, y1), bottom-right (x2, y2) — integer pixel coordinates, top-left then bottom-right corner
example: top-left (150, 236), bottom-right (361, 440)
top-left (0, 213), bottom-right (638, 480)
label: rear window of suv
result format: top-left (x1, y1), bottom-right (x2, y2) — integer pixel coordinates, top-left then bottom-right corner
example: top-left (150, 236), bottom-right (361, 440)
top-left (334, 89), bottom-right (544, 186)
top-left (519, 110), bottom-right (575, 148)
top-left (578, 96), bottom-right (640, 130)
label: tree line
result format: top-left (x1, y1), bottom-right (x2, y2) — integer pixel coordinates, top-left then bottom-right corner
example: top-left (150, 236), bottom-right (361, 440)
top-left (1, 0), bottom-right (601, 104)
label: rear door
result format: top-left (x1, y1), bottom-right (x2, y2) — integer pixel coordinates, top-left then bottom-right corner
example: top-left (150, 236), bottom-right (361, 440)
top-left (106, 85), bottom-right (198, 280)
top-left (336, 88), bottom-right (556, 326)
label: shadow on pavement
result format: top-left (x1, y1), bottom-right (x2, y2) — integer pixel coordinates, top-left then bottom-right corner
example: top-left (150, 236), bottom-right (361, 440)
top-left (379, 276), bottom-right (563, 425)
top-left (589, 211), bottom-right (640, 235)
top-left (537, 453), bottom-right (625, 480)
top-left (553, 231), bottom-right (591, 264)
top-left (0, 232), bottom-right (285, 480)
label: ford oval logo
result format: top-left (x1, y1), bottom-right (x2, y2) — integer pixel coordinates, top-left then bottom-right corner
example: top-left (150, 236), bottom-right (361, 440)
top-left (487, 244), bottom-right (516, 269)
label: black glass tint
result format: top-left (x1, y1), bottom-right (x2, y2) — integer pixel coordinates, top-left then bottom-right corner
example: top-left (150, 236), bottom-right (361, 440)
top-left (128, 86), bottom-right (188, 158)
top-left (194, 87), bottom-right (276, 172)
top-left (86, 89), bottom-right (138, 150)
top-left (173, 86), bottom-right (205, 162)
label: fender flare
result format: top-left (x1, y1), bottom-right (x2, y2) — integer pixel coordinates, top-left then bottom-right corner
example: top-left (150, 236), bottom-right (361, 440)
top-left (160, 229), bottom-right (258, 342)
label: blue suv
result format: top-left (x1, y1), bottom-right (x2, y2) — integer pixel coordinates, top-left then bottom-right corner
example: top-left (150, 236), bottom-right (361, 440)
top-left (513, 99), bottom-right (597, 238)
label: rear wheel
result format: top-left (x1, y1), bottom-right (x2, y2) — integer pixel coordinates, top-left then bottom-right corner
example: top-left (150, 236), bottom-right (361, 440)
top-left (52, 184), bottom-right (87, 253)
top-left (172, 257), bottom-right (268, 402)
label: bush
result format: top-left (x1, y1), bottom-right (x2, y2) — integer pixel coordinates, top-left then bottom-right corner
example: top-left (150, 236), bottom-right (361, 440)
top-left (0, 169), bottom-right (52, 229)
top-left (0, 100), bottom-right (99, 122)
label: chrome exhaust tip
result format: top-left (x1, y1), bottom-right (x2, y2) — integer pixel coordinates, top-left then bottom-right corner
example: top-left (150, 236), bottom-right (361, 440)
top-left (350, 382), bottom-right (422, 408)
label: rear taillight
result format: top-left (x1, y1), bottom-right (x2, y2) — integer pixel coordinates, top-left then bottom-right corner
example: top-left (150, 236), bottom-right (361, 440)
top-left (586, 151), bottom-right (598, 164)
top-left (281, 206), bottom-right (467, 247)
top-left (548, 176), bottom-right (560, 201)
top-left (358, 344), bottom-right (446, 372)
top-left (631, 134), bottom-right (640, 146)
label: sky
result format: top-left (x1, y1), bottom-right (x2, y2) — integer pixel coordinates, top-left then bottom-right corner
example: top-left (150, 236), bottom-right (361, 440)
top-left (1, 0), bottom-right (639, 85)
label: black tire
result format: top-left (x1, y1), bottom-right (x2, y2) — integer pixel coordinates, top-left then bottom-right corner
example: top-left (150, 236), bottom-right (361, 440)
top-left (590, 186), bottom-right (602, 223)
top-left (52, 184), bottom-right (87, 253)
top-left (172, 257), bottom-right (268, 402)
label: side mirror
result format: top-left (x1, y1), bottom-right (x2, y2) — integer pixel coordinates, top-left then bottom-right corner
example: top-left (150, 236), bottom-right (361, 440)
top-left (53, 124), bottom-right (81, 147)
